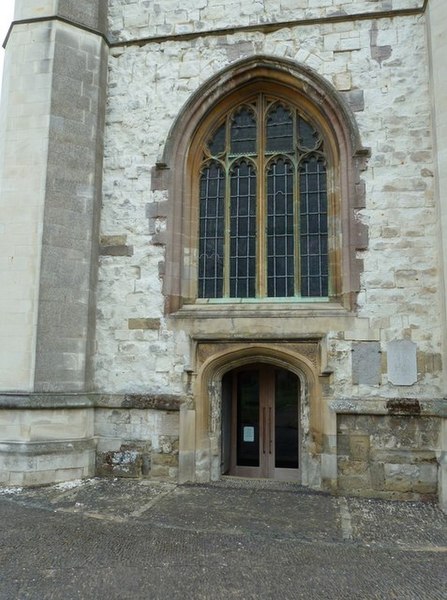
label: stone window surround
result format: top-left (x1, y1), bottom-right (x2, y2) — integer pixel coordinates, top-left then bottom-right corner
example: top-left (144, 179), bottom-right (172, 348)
top-left (151, 56), bottom-right (370, 315)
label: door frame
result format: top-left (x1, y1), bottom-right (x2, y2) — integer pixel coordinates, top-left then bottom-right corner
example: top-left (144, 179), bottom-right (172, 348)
top-left (178, 340), bottom-right (333, 490)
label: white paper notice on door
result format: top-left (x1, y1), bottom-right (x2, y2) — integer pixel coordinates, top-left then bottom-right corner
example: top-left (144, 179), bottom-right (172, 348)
top-left (243, 426), bottom-right (255, 442)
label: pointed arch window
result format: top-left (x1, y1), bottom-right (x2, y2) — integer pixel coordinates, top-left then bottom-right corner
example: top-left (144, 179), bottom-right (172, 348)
top-left (198, 95), bottom-right (329, 300)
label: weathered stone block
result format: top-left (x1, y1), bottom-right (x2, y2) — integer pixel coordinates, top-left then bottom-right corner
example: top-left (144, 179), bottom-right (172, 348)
top-left (96, 443), bottom-right (151, 479)
top-left (100, 245), bottom-right (134, 257)
top-left (337, 414), bottom-right (441, 500)
top-left (100, 235), bottom-right (127, 246)
top-left (150, 465), bottom-right (170, 479)
top-left (370, 463), bottom-right (385, 490)
top-left (128, 318), bottom-right (161, 330)
top-left (349, 435), bottom-right (370, 461)
top-left (151, 453), bottom-right (178, 468)
top-left (340, 89), bottom-right (364, 112)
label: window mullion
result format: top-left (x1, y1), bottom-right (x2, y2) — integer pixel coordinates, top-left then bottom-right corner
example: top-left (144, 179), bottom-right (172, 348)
top-left (223, 116), bottom-right (231, 297)
top-left (293, 111), bottom-right (300, 297)
top-left (257, 94), bottom-right (266, 298)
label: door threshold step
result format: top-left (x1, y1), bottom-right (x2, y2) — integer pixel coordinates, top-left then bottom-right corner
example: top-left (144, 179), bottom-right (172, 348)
top-left (190, 476), bottom-right (312, 493)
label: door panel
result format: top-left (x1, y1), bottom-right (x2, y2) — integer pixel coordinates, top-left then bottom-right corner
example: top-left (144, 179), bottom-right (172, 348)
top-left (236, 370), bottom-right (260, 468)
top-left (225, 365), bottom-right (300, 481)
top-left (274, 369), bottom-right (299, 469)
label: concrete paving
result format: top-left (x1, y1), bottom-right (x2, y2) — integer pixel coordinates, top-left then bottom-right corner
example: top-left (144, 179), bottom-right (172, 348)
top-left (0, 478), bottom-right (446, 599)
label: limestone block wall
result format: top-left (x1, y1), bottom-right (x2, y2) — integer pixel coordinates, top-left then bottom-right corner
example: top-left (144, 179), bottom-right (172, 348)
top-left (0, 401), bottom-right (95, 486)
top-left (0, 0), bottom-right (108, 486)
top-left (0, 21), bottom-right (54, 390)
top-left (108, 0), bottom-right (424, 41)
top-left (0, 1), bottom-right (108, 392)
top-left (427, 0), bottom-right (447, 510)
top-left (95, 404), bottom-right (179, 480)
top-left (97, 5), bottom-right (442, 402)
top-left (337, 413), bottom-right (441, 501)
top-left (1, 0), bottom-right (446, 500)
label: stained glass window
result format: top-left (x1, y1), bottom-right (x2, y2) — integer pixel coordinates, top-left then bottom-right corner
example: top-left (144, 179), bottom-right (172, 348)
top-left (198, 95), bottom-right (329, 299)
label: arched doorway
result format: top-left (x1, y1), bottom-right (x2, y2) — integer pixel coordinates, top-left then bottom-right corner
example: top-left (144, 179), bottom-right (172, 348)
top-left (221, 363), bottom-right (301, 481)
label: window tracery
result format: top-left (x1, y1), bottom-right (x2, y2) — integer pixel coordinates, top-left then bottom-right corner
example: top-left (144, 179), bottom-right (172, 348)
top-left (198, 95), bottom-right (328, 299)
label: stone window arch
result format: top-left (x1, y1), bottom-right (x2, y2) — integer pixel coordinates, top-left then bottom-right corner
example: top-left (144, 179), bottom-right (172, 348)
top-left (151, 56), bottom-right (368, 313)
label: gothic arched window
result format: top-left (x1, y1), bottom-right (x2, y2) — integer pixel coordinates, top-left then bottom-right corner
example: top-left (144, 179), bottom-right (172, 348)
top-left (198, 95), bottom-right (329, 300)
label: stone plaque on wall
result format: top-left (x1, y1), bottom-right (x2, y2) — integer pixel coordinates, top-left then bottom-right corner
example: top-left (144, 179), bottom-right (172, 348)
top-left (387, 340), bottom-right (417, 386)
top-left (352, 342), bottom-right (381, 385)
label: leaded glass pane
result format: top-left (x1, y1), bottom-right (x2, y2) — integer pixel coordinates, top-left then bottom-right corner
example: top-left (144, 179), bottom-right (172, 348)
top-left (297, 116), bottom-right (320, 151)
top-left (198, 161), bottom-right (225, 298)
top-left (230, 161), bottom-right (257, 297)
top-left (208, 122), bottom-right (226, 156)
top-left (267, 158), bottom-right (295, 297)
top-left (299, 156), bottom-right (328, 297)
top-left (266, 105), bottom-right (293, 153)
top-left (198, 96), bottom-right (330, 301)
top-left (230, 107), bottom-right (257, 154)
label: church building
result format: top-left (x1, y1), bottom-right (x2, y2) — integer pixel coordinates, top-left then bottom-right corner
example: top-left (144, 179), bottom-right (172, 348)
top-left (0, 0), bottom-right (446, 509)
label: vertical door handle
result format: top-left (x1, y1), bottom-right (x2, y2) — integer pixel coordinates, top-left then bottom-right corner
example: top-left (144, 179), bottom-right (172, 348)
top-left (269, 407), bottom-right (272, 454)
top-left (262, 407), bottom-right (266, 453)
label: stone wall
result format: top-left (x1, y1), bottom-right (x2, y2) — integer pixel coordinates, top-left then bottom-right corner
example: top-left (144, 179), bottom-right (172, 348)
top-left (95, 403), bottom-right (180, 480)
top-left (0, 400), bottom-right (95, 486)
top-left (1, 0), bottom-right (446, 502)
top-left (98, 6), bottom-right (442, 400)
top-left (337, 413), bottom-right (441, 500)
top-left (0, 1), bottom-right (108, 392)
top-left (428, 0), bottom-right (447, 509)
top-left (108, 0), bottom-right (424, 41)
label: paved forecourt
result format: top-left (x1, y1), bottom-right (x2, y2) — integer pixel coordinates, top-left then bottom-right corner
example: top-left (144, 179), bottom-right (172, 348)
top-left (0, 478), bottom-right (446, 599)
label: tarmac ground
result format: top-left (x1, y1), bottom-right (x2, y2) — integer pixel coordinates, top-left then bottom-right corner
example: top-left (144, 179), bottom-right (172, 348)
top-left (0, 477), bottom-right (446, 600)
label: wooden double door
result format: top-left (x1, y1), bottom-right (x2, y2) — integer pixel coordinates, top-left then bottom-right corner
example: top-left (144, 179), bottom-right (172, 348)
top-left (221, 365), bottom-right (300, 481)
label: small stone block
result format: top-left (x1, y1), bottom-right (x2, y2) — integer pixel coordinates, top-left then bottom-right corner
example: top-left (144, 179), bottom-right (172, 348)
top-left (100, 245), bottom-right (134, 257)
top-left (128, 318), bottom-right (161, 330)
top-left (340, 89), bottom-right (364, 112)
top-left (100, 235), bottom-right (127, 246)
top-left (349, 435), bottom-right (370, 461)
top-left (333, 72), bottom-right (352, 91)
